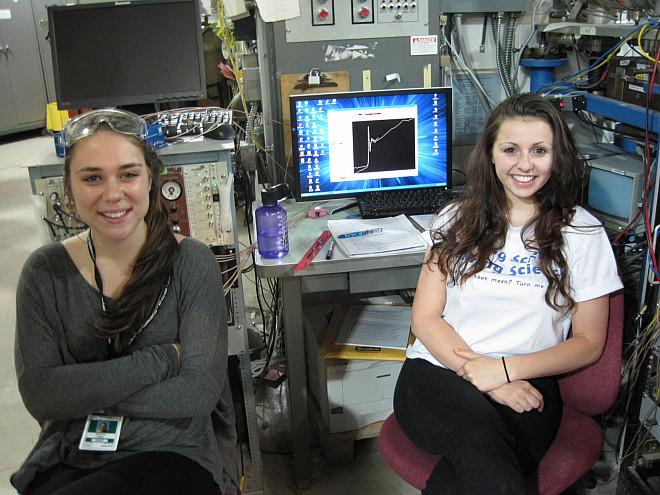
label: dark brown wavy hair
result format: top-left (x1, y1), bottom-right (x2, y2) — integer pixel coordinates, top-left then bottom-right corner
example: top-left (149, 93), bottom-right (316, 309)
top-left (64, 125), bottom-right (180, 351)
top-left (431, 93), bottom-right (584, 311)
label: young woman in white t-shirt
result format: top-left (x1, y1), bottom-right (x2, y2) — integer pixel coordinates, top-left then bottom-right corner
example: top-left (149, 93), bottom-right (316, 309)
top-left (394, 93), bottom-right (622, 494)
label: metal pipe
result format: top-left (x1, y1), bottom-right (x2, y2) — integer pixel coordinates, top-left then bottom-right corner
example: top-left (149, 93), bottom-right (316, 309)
top-left (454, 13), bottom-right (492, 113)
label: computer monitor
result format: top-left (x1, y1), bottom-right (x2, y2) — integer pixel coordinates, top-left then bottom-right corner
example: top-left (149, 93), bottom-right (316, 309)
top-left (48, 0), bottom-right (206, 110)
top-left (584, 153), bottom-right (646, 234)
top-left (290, 87), bottom-right (452, 202)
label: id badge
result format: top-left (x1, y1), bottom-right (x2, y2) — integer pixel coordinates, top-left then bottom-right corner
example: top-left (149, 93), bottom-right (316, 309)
top-left (79, 414), bottom-right (123, 452)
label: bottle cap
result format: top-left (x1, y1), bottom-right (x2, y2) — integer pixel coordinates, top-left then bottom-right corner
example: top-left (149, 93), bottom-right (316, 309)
top-left (261, 188), bottom-right (279, 203)
top-left (261, 183), bottom-right (290, 204)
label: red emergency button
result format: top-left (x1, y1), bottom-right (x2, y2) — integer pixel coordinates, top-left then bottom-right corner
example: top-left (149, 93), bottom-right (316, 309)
top-left (318, 8), bottom-right (329, 19)
top-left (359, 7), bottom-right (370, 17)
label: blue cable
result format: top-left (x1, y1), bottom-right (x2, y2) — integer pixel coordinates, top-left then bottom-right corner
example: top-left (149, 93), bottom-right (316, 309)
top-left (538, 28), bottom-right (639, 94)
top-left (648, 251), bottom-right (660, 278)
top-left (536, 20), bottom-right (660, 95)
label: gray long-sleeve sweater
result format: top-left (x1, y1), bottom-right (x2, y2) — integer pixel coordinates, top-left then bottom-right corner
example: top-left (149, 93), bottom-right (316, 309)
top-left (12, 237), bottom-right (238, 494)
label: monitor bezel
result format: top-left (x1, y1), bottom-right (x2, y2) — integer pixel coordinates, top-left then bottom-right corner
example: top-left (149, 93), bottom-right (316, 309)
top-left (48, 0), bottom-right (207, 110)
top-left (289, 87), bottom-right (453, 203)
top-left (585, 154), bottom-right (646, 233)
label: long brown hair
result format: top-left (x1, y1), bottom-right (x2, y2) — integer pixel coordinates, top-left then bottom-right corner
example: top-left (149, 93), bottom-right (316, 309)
top-left (431, 93), bottom-right (584, 311)
top-left (64, 126), bottom-right (180, 350)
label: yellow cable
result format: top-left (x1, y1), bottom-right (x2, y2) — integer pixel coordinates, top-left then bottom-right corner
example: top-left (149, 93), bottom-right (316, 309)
top-left (637, 23), bottom-right (659, 63)
top-left (541, 24), bottom-right (651, 93)
top-left (565, 29), bottom-right (637, 82)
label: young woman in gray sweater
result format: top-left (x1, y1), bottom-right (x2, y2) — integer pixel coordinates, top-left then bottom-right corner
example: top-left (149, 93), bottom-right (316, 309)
top-left (12, 109), bottom-right (239, 495)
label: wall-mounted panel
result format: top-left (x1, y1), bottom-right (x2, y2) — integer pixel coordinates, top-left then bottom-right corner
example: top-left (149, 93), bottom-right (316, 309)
top-left (286, 0), bottom-right (429, 42)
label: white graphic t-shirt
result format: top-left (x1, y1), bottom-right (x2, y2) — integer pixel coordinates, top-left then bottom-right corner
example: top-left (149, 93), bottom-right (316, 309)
top-left (406, 206), bottom-right (623, 367)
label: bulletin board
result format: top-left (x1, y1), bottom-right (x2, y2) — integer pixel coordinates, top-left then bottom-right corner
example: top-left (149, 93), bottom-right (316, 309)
top-left (280, 71), bottom-right (350, 167)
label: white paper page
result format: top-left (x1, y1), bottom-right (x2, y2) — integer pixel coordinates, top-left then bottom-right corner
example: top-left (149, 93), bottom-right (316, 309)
top-left (335, 305), bottom-right (412, 350)
top-left (222, 0), bottom-right (248, 18)
top-left (255, 0), bottom-right (300, 22)
top-left (327, 215), bottom-right (425, 256)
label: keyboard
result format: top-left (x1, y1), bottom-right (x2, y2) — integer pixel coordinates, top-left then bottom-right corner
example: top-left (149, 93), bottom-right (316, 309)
top-left (152, 109), bottom-right (232, 139)
top-left (357, 187), bottom-right (460, 219)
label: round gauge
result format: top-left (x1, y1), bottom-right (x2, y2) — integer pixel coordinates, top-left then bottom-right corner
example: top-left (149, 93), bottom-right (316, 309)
top-left (161, 180), bottom-right (182, 201)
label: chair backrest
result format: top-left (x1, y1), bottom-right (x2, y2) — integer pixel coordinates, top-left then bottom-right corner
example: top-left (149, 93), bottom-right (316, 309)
top-left (558, 290), bottom-right (624, 416)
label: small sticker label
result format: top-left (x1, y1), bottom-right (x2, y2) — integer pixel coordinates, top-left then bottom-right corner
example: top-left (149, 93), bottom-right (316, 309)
top-left (411, 35), bottom-right (438, 56)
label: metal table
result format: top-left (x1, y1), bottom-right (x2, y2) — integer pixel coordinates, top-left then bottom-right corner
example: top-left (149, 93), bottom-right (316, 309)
top-left (253, 199), bottom-right (426, 487)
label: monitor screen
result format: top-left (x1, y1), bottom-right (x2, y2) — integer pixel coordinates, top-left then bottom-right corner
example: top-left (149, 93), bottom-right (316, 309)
top-left (290, 87), bottom-right (452, 201)
top-left (48, 0), bottom-right (206, 110)
top-left (588, 167), bottom-right (634, 221)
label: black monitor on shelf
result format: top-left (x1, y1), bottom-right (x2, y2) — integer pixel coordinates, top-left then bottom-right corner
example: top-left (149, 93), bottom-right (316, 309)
top-left (584, 153), bottom-right (646, 234)
top-left (289, 87), bottom-right (453, 202)
top-left (48, 0), bottom-right (206, 111)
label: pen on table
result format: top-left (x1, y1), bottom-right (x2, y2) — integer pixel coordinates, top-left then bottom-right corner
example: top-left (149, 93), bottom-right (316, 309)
top-left (330, 202), bottom-right (358, 215)
top-left (337, 228), bottom-right (383, 239)
top-left (325, 240), bottom-right (335, 260)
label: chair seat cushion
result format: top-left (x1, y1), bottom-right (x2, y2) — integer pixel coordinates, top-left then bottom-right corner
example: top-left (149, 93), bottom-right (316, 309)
top-left (535, 405), bottom-right (604, 495)
top-left (381, 406), bottom-right (605, 495)
top-left (379, 413), bottom-right (440, 491)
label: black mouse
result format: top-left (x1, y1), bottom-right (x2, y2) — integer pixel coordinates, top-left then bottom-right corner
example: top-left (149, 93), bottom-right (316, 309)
top-left (204, 124), bottom-right (236, 140)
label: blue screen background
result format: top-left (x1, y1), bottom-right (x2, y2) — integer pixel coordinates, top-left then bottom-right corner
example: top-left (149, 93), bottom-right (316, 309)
top-left (292, 89), bottom-right (451, 200)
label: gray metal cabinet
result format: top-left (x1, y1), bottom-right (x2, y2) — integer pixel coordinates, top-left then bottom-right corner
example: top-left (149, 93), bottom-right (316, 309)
top-left (30, 0), bottom-right (61, 104)
top-left (0, 0), bottom-right (52, 136)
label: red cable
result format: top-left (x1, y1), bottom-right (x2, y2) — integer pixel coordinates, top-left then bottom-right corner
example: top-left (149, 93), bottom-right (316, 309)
top-left (643, 44), bottom-right (660, 281)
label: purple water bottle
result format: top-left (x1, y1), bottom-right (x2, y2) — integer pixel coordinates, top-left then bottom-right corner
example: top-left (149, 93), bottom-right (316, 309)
top-left (255, 186), bottom-right (289, 259)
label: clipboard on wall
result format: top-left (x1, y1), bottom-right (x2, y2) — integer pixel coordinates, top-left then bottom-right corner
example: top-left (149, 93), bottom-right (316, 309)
top-left (280, 71), bottom-right (350, 168)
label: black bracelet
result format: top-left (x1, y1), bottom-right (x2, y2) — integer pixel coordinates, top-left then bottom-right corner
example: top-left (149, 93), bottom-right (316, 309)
top-left (502, 356), bottom-right (511, 383)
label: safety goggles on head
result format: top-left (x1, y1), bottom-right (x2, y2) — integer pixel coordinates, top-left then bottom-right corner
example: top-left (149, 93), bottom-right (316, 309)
top-left (61, 108), bottom-right (148, 148)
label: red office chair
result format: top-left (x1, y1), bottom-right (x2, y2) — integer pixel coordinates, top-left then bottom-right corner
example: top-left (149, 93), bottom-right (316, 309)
top-left (379, 290), bottom-right (624, 495)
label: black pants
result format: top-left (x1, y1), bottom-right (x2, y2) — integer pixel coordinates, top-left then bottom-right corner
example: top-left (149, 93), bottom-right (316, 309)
top-left (25, 451), bottom-right (218, 495)
top-left (393, 358), bottom-right (562, 495)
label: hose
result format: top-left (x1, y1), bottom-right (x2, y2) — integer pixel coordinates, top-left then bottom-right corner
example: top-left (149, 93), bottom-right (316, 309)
top-left (492, 12), bottom-right (513, 98)
top-left (504, 12), bottom-right (519, 94)
top-left (454, 13), bottom-right (493, 114)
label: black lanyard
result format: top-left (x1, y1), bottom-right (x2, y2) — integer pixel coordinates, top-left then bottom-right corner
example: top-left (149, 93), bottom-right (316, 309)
top-left (87, 233), bottom-right (109, 313)
top-left (86, 232), bottom-right (170, 353)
